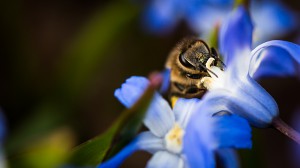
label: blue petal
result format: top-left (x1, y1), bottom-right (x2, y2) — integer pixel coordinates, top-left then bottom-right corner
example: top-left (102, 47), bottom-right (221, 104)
top-left (202, 86), bottom-right (277, 128)
top-left (250, 40), bottom-right (300, 80)
top-left (215, 149), bottom-right (239, 168)
top-left (184, 101), bottom-right (251, 168)
top-left (98, 131), bottom-right (164, 168)
top-left (219, 6), bottom-right (253, 66)
top-left (146, 151), bottom-right (183, 168)
top-left (173, 98), bottom-right (201, 128)
top-left (213, 114), bottom-right (252, 148)
top-left (184, 125), bottom-right (215, 168)
top-left (197, 99), bottom-right (252, 148)
top-left (98, 139), bottom-right (139, 168)
top-left (114, 76), bottom-right (149, 108)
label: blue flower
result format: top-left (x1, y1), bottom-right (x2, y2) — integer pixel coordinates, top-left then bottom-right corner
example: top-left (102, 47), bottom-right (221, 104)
top-left (143, 0), bottom-right (297, 44)
top-left (99, 76), bottom-right (251, 168)
top-left (190, 6), bottom-right (300, 128)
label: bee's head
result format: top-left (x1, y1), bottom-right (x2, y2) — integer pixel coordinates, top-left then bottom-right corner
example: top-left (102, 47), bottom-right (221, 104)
top-left (179, 40), bottom-right (211, 71)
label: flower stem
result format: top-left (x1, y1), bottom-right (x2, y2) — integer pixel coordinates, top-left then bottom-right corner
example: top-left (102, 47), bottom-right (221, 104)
top-left (272, 117), bottom-right (300, 145)
top-left (234, 0), bottom-right (249, 10)
top-left (148, 71), bottom-right (163, 89)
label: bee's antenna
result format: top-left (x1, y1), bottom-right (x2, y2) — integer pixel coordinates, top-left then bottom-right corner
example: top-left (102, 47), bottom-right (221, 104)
top-left (197, 62), bottom-right (218, 78)
top-left (204, 53), bottom-right (226, 69)
top-left (215, 57), bottom-right (226, 68)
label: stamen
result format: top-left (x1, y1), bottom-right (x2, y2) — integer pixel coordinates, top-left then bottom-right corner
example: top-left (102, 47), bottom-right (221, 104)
top-left (164, 123), bottom-right (184, 154)
top-left (200, 57), bottom-right (225, 90)
top-left (206, 58), bottom-right (219, 78)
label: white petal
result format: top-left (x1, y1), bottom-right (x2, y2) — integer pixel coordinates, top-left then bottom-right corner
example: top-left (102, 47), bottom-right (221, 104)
top-left (173, 98), bottom-right (201, 128)
top-left (146, 151), bottom-right (183, 168)
top-left (137, 131), bottom-right (164, 154)
top-left (144, 93), bottom-right (175, 137)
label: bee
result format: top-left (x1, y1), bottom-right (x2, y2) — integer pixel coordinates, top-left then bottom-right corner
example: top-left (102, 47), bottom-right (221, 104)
top-left (165, 37), bottom-right (225, 99)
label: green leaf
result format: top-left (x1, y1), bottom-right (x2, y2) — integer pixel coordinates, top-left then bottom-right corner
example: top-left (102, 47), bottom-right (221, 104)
top-left (67, 81), bottom-right (157, 166)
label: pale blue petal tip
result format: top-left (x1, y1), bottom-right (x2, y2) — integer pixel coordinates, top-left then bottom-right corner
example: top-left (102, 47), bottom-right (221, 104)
top-left (114, 76), bottom-right (149, 108)
top-left (251, 40), bottom-right (300, 80)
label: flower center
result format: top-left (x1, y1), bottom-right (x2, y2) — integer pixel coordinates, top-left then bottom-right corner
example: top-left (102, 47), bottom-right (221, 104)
top-left (164, 123), bottom-right (185, 154)
top-left (200, 58), bottom-right (225, 90)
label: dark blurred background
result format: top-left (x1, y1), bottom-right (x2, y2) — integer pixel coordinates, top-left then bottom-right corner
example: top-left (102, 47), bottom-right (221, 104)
top-left (1, 0), bottom-right (300, 167)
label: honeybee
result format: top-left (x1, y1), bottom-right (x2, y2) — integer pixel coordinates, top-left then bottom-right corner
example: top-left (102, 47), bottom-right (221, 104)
top-left (165, 37), bottom-right (224, 99)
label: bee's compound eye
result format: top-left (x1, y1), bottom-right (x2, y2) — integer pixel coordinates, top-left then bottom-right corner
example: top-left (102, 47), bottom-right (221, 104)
top-left (179, 53), bottom-right (194, 68)
top-left (186, 73), bottom-right (201, 79)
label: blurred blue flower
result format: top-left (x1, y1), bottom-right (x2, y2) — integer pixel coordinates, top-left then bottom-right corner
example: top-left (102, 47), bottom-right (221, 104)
top-left (0, 112), bottom-right (5, 143)
top-left (143, 0), bottom-right (297, 44)
top-left (99, 76), bottom-right (251, 168)
top-left (250, 1), bottom-right (297, 44)
top-left (192, 6), bottom-right (300, 128)
top-left (0, 111), bottom-right (6, 168)
top-left (142, 0), bottom-right (233, 35)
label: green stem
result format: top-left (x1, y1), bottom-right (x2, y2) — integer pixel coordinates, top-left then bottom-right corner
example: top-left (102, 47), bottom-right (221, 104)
top-left (234, 0), bottom-right (249, 10)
